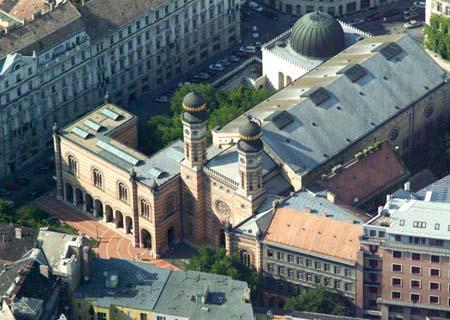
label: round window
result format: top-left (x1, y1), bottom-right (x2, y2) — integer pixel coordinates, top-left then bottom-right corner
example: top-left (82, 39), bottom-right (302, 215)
top-left (215, 200), bottom-right (231, 217)
top-left (389, 127), bottom-right (399, 141)
top-left (184, 128), bottom-right (189, 135)
top-left (424, 105), bottom-right (433, 118)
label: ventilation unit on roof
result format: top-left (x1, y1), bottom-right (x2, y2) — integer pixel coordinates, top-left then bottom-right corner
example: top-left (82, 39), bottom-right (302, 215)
top-left (265, 110), bottom-right (294, 130)
top-left (337, 63), bottom-right (367, 82)
top-left (301, 87), bottom-right (330, 106)
top-left (84, 119), bottom-right (103, 132)
top-left (71, 127), bottom-right (90, 139)
top-left (101, 108), bottom-right (120, 121)
top-left (372, 42), bottom-right (403, 60)
top-left (96, 140), bottom-right (140, 166)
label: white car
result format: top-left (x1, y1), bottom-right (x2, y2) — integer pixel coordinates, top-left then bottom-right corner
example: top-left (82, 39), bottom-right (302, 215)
top-left (178, 81), bottom-right (191, 88)
top-left (154, 96), bottom-right (169, 103)
top-left (194, 72), bottom-right (210, 79)
top-left (404, 20), bottom-right (422, 29)
top-left (252, 25), bottom-right (258, 32)
top-left (209, 63), bottom-right (225, 71)
top-left (228, 55), bottom-right (240, 62)
top-left (248, 1), bottom-right (263, 12)
top-left (240, 45), bottom-right (257, 54)
top-left (252, 32), bottom-right (260, 39)
top-left (414, 1), bottom-right (425, 8)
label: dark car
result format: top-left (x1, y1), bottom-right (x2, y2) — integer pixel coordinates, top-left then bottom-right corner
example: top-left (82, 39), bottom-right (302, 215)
top-left (366, 12), bottom-right (384, 22)
top-left (262, 10), bottom-right (278, 20)
top-left (15, 178), bottom-right (30, 186)
top-left (384, 9), bottom-right (401, 17)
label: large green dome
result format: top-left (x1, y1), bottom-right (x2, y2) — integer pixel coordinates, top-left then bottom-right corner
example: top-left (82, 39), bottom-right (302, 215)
top-left (290, 11), bottom-right (345, 59)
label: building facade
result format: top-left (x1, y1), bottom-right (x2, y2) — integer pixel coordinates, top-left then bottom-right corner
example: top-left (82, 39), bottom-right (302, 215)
top-left (0, 0), bottom-right (241, 178)
top-left (426, 0), bottom-right (450, 24)
top-left (362, 196), bottom-right (450, 320)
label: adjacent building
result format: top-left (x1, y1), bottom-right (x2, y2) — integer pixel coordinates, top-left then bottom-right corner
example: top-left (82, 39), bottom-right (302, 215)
top-left (426, 0), bottom-right (449, 24)
top-left (72, 257), bottom-right (254, 320)
top-left (362, 191), bottom-right (450, 319)
top-left (0, 0), bottom-right (241, 178)
top-left (0, 229), bottom-right (87, 320)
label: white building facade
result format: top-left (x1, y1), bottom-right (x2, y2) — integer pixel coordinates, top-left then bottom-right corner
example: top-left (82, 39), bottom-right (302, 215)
top-left (0, 0), bottom-right (241, 177)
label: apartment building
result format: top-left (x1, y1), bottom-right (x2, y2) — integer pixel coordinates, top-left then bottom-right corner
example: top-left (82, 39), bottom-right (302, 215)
top-left (0, 0), bottom-right (241, 178)
top-left (426, 0), bottom-right (450, 24)
top-left (362, 196), bottom-right (450, 320)
top-left (260, 0), bottom-right (400, 16)
top-left (260, 207), bottom-right (365, 315)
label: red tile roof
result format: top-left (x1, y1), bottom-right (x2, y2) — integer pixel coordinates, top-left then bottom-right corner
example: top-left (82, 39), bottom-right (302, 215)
top-left (264, 207), bottom-right (362, 263)
top-left (321, 142), bottom-right (408, 206)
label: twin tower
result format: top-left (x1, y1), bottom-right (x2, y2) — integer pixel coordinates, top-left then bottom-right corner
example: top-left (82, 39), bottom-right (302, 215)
top-left (179, 90), bottom-right (264, 246)
top-left (180, 91), bottom-right (264, 197)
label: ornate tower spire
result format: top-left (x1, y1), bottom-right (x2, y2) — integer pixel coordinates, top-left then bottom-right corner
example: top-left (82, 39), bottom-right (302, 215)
top-left (181, 91), bottom-right (208, 169)
top-left (237, 115), bottom-right (264, 198)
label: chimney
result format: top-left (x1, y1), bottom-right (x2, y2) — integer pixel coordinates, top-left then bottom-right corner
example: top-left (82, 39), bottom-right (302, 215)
top-left (303, 207), bottom-right (312, 213)
top-left (15, 228), bottom-right (22, 239)
top-left (39, 265), bottom-right (49, 278)
top-left (243, 287), bottom-right (251, 303)
top-left (82, 246), bottom-right (91, 282)
top-left (377, 206), bottom-right (383, 216)
top-left (326, 191), bottom-right (336, 203)
top-left (404, 181), bottom-right (410, 191)
top-left (386, 194), bottom-right (391, 202)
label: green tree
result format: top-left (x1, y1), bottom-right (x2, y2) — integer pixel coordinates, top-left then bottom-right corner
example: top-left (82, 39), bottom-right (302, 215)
top-left (284, 285), bottom-right (350, 316)
top-left (425, 14), bottom-right (450, 60)
top-left (17, 205), bottom-right (49, 228)
top-left (138, 84), bottom-right (274, 154)
top-left (0, 199), bottom-right (16, 223)
top-left (187, 246), bottom-right (263, 303)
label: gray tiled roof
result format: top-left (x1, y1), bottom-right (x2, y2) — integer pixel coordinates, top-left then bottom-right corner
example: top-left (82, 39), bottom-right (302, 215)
top-left (415, 173), bottom-right (450, 203)
top-left (281, 190), bottom-right (370, 224)
top-left (153, 270), bottom-right (254, 320)
top-left (74, 258), bottom-right (254, 320)
top-left (262, 35), bottom-right (446, 174)
top-left (73, 258), bottom-right (171, 310)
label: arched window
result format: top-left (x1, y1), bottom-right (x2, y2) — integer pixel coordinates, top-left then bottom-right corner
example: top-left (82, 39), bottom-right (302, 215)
top-left (140, 199), bottom-right (150, 219)
top-left (118, 182), bottom-right (128, 202)
top-left (166, 194), bottom-right (175, 215)
top-left (240, 250), bottom-right (251, 268)
top-left (93, 168), bottom-right (103, 188)
top-left (68, 155), bottom-right (77, 175)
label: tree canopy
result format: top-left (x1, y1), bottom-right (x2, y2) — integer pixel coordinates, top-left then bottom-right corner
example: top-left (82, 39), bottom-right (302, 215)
top-left (139, 84), bottom-right (274, 154)
top-left (186, 246), bottom-right (262, 303)
top-left (425, 14), bottom-right (450, 60)
top-left (284, 285), bottom-right (350, 316)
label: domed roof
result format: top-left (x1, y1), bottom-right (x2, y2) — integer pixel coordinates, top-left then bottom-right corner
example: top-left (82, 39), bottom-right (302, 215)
top-left (182, 91), bottom-right (206, 112)
top-left (239, 116), bottom-right (262, 141)
top-left (182, 91), bottom-right (207, 123)
top-left (290, 11), bottom-right (345, 59)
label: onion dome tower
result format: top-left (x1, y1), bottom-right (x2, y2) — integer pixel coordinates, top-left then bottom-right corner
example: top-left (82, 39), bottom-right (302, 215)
top-left (237, 115), bottom-right (264, 197)
top-left (181, 91), bottom-right (208, 168)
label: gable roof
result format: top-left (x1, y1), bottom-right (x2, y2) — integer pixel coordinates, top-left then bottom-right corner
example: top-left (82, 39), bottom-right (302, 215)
top-left (216, 34), bottom-right (446, 176)
top-left (264, 207), bottom-right (362, 263)
top-left (321, 142), bottom-right (408, 206)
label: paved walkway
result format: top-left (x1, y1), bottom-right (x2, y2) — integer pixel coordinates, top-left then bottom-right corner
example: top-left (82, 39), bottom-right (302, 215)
top-left (34, 194), bottom-right (178, 270)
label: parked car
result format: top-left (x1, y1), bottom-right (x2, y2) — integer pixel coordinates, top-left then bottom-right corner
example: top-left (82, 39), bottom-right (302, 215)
top-left (248, 1), bottom-right (263, 12)
top-left (366, 12), bottom-right (384, 22)
top-left (209, 63), bottom-right (225, 71)
top-left (0, 188), bottom-right (11, 197)
top-left (384, 9), bottom-right (401, 17)
top-left (404, 10), bottom-right (418, 20)
top-left (414, 1), bottom-right (425, 8)
top-left (252, 32), bottom-right (260, 39)
top-left (228, 55), bottom-right (240, 62)
top-left (194, 72), bottom-right (211, 79)
top-left (4, 182), bottom-right (20, 191)
top-left (239, 45), bottom-right (257, 54)
top-left (241, 10), bottom-right (251, 18)
top-left (154, 96), bottom-right (169, 103)
top-left (262, 10), bottom-right (278, 20)
top-left (217, 58), bottom-right (230, 66)
top-left (15, 178), bottom-right (30, 186)
top-left (348, 18), bottom-right (364, 26)
top-left (404, 19), bottom-right (422, 29)
top-left (403, 6), bottom-right (419, 15)
top-left (255, 41), bottom-right (262, 49)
